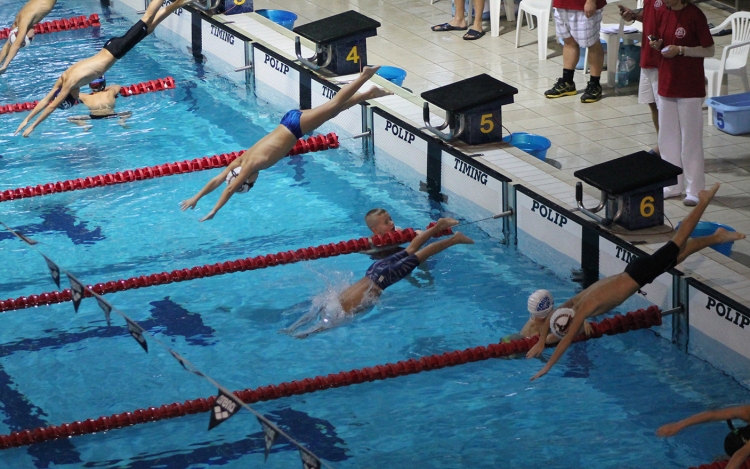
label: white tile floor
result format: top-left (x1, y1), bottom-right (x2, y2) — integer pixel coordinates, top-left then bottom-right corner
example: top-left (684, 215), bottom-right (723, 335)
top-left (251, 0), bottom-right (750, 302)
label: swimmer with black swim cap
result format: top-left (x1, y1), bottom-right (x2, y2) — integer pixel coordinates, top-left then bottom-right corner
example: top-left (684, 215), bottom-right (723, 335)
top-left (15, 0), bottom-right (195, 137)
top-left (527, 183), bottom-right (745, 381)
top-left (0, 0), bottom-right (56, 75)
top-left (67, 75), bottom-right (132, 128)
top-left (657, 405), bottom-right (750, 469)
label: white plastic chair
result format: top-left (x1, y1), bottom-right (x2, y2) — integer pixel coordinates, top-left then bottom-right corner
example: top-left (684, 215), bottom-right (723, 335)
top-left (584, 0), bottom-right (643, 86)
top-left (490, 0), bottom-right (518, 37)
top-left (512, 0), bottom-right (553, 60)
top-left (706, 12), bottom-right (750, 125)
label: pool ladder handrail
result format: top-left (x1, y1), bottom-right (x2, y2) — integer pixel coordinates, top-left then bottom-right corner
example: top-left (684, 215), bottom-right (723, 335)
top-left (422, 103), bottom-right (465, 141)
top-left (295, 37), bottom-right (332, 71)
top-left (575, 182), bottom-right (624, 226)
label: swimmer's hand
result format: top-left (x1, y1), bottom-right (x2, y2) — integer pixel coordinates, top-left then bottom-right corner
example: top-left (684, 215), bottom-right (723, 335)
top-left (530, 365), bottom-right (550, 381)
top-left (526, 339), bottom-right (545, 359)
top-left (583, 320), bottom-right (593, 337)
top-left (655, 423), bottom-right (681, 437)
top-left (14, 120), bottom-right (28, 136)
top-left (0, 67), bottom-right (7, 75)
top-left (199, 210), bottom-right (216, 222)
top-left (180, 197), bottom-right (199, 211)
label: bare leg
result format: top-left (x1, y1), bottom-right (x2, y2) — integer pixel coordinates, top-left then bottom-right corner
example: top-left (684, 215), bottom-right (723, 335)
top-left (147, 0), bottom-right (193, 32)
top-left (649, 102), bottom-right (659, 155)
top-left (671, 182), bottom-right (720, 249)
top-left (413, 232), bottom-right (474, 263)
top-left (562, 37), bottom-right (580, 70)
top-left (676, 228), bottom-right (746, 263)
top-left (587, 40), bottom-right (604, 77)
top-left (139, 0), bottom-right (164, 26)
top-left (470, 0), bottom-right (485, 32)
top-left (299, 65), bottom-right (389, 134)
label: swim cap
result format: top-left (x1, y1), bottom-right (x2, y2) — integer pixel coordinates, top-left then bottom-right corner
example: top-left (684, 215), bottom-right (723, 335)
top-left (528, 289), bottom-right (554, 319)
top-left (225, 167), bottom-right (253, 193)
top-left (9, 28), bottom-right (32, 48)
top-left (725, 420), bottom-right (750, 456)
top-left (550, 308), bottom-right (576, 339)
top-left (90, 76), bottom-right (106, 92)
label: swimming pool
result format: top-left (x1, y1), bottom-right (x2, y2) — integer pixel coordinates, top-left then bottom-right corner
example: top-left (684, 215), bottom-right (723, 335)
top-left (1, 1), bottom-right (750, 468)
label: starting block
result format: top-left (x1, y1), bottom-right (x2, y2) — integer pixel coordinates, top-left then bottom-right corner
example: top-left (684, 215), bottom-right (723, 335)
top-left (574, 151), bottom-right (682, 230)
top-left (294, 10), bottom-right (380, 76)
top-left (421, 74), bottom-right (518, 145)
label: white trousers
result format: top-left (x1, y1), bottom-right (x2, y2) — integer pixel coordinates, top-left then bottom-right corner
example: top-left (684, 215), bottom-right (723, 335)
top-left (657, 96), bottom-right (705, 199)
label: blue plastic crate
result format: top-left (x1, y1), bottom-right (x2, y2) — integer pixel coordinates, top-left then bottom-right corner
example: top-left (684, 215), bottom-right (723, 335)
top-left (706, 92), bottom-right (750, 135)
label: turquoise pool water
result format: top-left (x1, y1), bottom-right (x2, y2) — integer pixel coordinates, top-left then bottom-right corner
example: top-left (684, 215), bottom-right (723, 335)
top-left (1, 1), bottom-right (749, 468)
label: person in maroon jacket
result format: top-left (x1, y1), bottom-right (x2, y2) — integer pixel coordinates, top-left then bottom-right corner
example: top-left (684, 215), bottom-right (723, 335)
top-left (544, 0), bottom-right (607, 102)
top-left (649, 0), bottom-right (714, 206)
top-left (619, 0), bottom-right (665, 155)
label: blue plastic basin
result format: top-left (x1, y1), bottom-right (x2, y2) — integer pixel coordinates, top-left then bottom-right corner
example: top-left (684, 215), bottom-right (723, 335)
top-left (502, 132), bottom-right (551, 161)
top-left (376, 66), bottom-right (407, 87)
top-left (256, 9), bottom-right (298, 30)
top-left (677, 221), bottom-right (736, 256)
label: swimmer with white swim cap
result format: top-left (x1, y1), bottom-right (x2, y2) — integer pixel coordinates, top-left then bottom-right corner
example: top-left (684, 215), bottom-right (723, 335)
top-left (180, 66), bottom-right (393, 222)
top-left (527, 183), bottom-right (745, 381)
top-left (0, 0), bottom-right (55, 74)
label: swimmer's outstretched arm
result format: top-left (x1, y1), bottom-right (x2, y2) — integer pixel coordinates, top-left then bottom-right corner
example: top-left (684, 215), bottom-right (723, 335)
top-left (0, 24), bottom-right (30, 74)
top-left (0, 41), bottom-right (11, 67)
top-left (191, 161), bottom-right (259, 222)
top-left (16, 80), bottom-right (67, 137)
top-left (526, 315), bottom-right (552, 359)
top-left (657, 406), bottom-right (750, 437)
top-left (180, 169), bottom-right (232, 213)
top-left (529, 308), bottom-right (590, 381)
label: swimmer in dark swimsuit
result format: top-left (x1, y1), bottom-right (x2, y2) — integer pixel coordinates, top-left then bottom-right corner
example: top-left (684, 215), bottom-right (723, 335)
top-left (528, 183), bottom-right (745, 381)
top-left (337, 218), bottom-right (473, 315)
top-left (15, 0), bottom-right (193, 137)
top-left (180, 66), bottom-right (394, 222)
top-left (67, 76), bottom-right (131, 129)
top-left (657, 405), bottom-right (750, 469)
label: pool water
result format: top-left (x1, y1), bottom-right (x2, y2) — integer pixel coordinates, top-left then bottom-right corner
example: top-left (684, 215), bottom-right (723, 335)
top-left (1, 2), bottom-right (749, 468)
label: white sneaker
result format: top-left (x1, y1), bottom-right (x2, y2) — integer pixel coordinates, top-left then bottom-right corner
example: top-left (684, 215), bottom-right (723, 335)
top-left (683, 195), bottom-right (698, 206)
top-left (664, 188), bottom-right (682, 199)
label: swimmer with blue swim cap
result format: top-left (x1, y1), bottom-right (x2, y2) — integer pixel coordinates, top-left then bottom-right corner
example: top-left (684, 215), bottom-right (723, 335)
top-left (527, 183), bottom-right (745, 381)
top-left (657, 405), bottom-right (750, 469)
top-left (181, 66), bottom-right (393, 222)
top-left (0, 0), bottom-right (56, 75)
top-left (15, 0), bottom-right (195, 137)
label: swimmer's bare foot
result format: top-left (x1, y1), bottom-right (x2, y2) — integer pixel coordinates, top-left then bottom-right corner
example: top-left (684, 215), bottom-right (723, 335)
top-left (435, 217), bottom-right (459, 231)
top-left (698, 182), bottom-right (720, 205)
top-left (451, 232), bottom-right (474, 245)
top-left (714, 227), bottom-right (746, 243)
top-left (360, 65), bottom-right (380, 80)
top-left (367, 87), bottom-right (393, 99)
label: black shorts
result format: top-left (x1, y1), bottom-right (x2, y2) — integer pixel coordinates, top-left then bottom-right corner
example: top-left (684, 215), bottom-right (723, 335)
top-left (624, 241), bottom-right (680, 287)
top-left (103, 20), bottom-right (149, 59)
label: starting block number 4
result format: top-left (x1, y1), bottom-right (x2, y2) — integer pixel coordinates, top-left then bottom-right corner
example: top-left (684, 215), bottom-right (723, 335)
top-left (346, 46), bottom-right (360, 64)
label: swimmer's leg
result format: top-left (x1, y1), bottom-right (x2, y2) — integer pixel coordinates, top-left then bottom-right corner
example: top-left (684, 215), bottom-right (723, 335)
top-left (298, 65), bottom-right (392, 134)
top-left (413, 232), bottom-right (474, 263)
top-left (403, 217), bottom-right (459, 256)
top-left (117, 111), bottom-right (132, 127)
top-left (671, 183), bottom-right (720, 250)
top-left (147, 0), bottom-right (195, 33)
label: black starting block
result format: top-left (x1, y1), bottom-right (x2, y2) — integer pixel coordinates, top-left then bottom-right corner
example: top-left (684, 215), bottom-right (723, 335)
top-left (421, 74), bottom-right (518, 145)
top-left (294, 11), bottom-right (380, 76)
top-left (574, 151), bottom-right (683, 230)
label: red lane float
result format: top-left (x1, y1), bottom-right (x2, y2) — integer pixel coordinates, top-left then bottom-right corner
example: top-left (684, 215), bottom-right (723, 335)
top-left (0, 226), bottom-right (427, 313)
top-left (0, 132), bottom-right (339, 203)
top-left (0, 306), bottom-right (662, 449)
top-left (0, 77), bottom-right (176, 116)
top-left (0, 14), bottom-right (100, 40)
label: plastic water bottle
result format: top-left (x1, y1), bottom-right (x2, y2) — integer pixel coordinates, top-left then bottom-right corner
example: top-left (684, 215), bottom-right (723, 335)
top-left (617, 47), bottom-right (629, 87)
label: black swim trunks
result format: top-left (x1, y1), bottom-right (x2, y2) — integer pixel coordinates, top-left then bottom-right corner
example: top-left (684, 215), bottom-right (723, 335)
top-left (103, 20), bottom-right (149, 60)
top-left (624, 241), bottom-right (680, 287)
top-left (365, 249), bottom-right (421, 290)
top-left (89, 113), bottom-right (117, 120)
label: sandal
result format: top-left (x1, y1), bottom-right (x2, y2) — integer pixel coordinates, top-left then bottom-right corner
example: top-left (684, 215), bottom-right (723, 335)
top-left (463, 29), bottom-right (485, 40)
top-left (431, 22), bottom-right (468, 32)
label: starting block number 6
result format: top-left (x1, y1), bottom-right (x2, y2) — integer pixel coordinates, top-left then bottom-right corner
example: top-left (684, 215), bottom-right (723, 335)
top-left (347, 46), bottom-right (360, 64)
top-left (480, 113), bottom-right (494, 134)
top-left (234, 0), bottom-right (245, 4)
top-left (640, 196), bottom-right (655, 217)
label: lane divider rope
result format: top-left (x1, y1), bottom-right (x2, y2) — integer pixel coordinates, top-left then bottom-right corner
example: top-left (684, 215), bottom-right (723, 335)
top-left (0, 76), bottom-right (176, 116)
top-left (0, 306), bottom-right (662, 449)
top-left (0, 14), bottom-right (100, 40)
top-left (0, 225), bottom-right (454, 313)
top-left (0, 132), bottom-right (339, 202)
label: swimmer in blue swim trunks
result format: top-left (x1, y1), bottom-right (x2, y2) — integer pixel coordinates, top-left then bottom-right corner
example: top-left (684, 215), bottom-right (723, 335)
top-left (181, 65), bottom-right (393, 222)
top-left (338, 217), bottom-right (473, 315)
top-left (528, 183), bottom-right (745, 381)
top-left (15, 0), bottom-right (193, 137)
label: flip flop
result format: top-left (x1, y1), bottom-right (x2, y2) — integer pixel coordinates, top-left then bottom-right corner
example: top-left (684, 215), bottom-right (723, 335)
top-left (463, 29), bottom-right (485, 40)
top-left (431, 22), bottom-right (468, 32)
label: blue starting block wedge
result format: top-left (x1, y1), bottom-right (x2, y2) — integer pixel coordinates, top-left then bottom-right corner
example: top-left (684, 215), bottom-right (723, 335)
top-left (421, 74), bottom-right (518, 145)
top-left (294, 11), bottom-right (380, 76)
top-left (574, 151), bottom-right (683, 230)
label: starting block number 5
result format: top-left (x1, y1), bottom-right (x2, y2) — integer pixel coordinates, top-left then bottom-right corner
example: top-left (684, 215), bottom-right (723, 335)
top-left (347, 46), bottom-right (360, 64)
top-left (640, 196), bottom-right (655, 217)
top-left (480, 113), bottom-right (494, 134)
